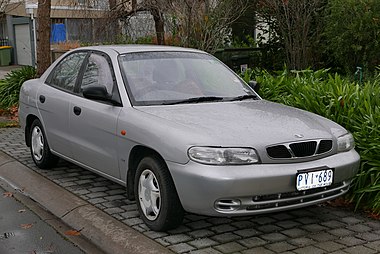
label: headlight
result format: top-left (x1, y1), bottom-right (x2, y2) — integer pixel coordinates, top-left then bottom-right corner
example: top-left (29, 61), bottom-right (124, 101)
top-left (337, 133), bottom-right (355, 152)
top-left (188, 147), bottom-right (259, 165)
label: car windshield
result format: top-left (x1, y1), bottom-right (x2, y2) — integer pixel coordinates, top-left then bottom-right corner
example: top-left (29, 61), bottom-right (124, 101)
top-left (119, 51), bottom-right (258, 106)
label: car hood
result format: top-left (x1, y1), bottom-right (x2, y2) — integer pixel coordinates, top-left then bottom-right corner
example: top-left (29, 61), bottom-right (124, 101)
top-left (136, 100), bottom-right (345, 148)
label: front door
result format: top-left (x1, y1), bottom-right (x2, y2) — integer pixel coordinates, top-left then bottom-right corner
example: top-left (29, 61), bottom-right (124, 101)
top-left (69, 52), bottom-right (122, 179)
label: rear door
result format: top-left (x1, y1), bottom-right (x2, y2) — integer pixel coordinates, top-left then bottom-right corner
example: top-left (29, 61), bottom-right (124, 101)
top-left (69, 52), bottom-right (122, 179)
top-left (38, 51), bottom-right (87, 158)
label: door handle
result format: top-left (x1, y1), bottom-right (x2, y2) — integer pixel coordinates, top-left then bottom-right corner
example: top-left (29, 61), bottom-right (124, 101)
top-left (39, 95), bottom-right (45, 103)
top-left (73, 106), bottom-right (81, 116)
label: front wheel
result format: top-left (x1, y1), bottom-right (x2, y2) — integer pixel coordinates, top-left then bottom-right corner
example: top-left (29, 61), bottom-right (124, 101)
top-left (29, 119), bottom-right (59, 169)
top-left (135, 156), bottom-right (184, 231)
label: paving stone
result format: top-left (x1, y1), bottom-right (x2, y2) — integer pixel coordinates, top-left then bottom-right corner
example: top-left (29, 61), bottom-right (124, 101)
top-left (86, 192), bottom-right (108, 199)
top-left (230, 221), bottom-right (255, 229)
top-left (169, 243), bottom-right (196, 253)
top-left (293, 246), bottom-right (325, 254)
top-left (320, 220), bottom-right (346, 229)
top-left (343, 245), bottom-right (377, 254)
top-left (189, 238), bottom-right (218, 249)
top-left (265, 241), bottom-right (296, 252)
top-left (252, 216), bottom-right (276, 225)
top-left (143, 231), bottom-right (168, 239)
top-left (163, 234), bottom-right (193, 244)
top-left (270, 212), bottom-right (294, 220)
top-left (235, 228), bottom-right (261, 237)
top-left (365, 221), bottom-right (380, 230)
top-left (296, 217), bottom-right (319, 224)
top-left (189, 248), bottom-right (222, 254)
top-left (281, 228), bottom-right (309, 238)
top-left (302, 224), bottom-right (328, 232)
top-left (211, 224), bottom-right (237, 234)
top-left (87, 197), bottom-right (106, 204)
top-left (155, 238), bottom-right (170, 247)
top-left (337, 236), bottom-right (367, 247)
top-left (260, 232), bottom-right (287, 242)
top-left (167, 225), bottom-right (192, 234)
top-left (211, 233), bottom-right (241, 243)
top-left (308, 232), bottom-right (335, 242)
top-left (340, 216), bottom-right (364, 225)
top-left (287, 237), bottom-right (316, 247)
top-left (314, 241), bottom-right (345, 252)
top-left (356, 232), bottom-right (380, 241)
top-left (104, 207), bottom-right (124, 214)
top-left (365, 240), bottom-right (380, 251)
top-left (346, 223), bottom-right (372, 233)
top-left (188, 229), bottom-right (215, 238)
top-left (238, 237), bottom-right (267, 248)
top-left (214, 242), bottom-right (246, 253)
top-left (187, 220), bottom-right (213, 230)
top-left (257, 225), bottom-right (282, 233)
top-left (122, 217), bottom-right (143, 226)
top-left (187, 214), bottom-right (208, 221)
top-left (329, 228), bottom-right (355, 237)
top-left (241, 247), bottom-right (274, 254)
top-left (276, 220), bottom-right (301, 229)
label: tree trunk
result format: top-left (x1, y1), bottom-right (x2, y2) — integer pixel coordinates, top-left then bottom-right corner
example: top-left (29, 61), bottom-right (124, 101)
top-left (151, 8), bottom-right (165, 45)
top-left (36, 0), bottom-right (51, 77)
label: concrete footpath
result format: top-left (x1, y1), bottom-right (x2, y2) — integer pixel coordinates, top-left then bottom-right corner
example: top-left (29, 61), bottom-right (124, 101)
top-left (0, 151), bottom-right (172, 254)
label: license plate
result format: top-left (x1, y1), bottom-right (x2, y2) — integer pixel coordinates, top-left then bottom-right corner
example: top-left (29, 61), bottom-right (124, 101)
top-left (296, 169), bottom-right (333, 191)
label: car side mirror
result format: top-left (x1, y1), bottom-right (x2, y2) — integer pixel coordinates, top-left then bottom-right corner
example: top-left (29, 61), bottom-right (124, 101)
top-left (83, 85), bottom-right (109, 100)
top-left (248, 80), bottom-right (260, 93)
top-left (82, 85), bottom-right (122, 107)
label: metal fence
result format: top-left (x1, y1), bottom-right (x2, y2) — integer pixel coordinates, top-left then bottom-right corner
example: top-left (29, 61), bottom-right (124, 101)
top-left (0, 38), bottom-right (9, 46)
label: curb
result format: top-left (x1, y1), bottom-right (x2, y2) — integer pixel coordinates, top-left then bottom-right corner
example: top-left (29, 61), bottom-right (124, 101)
top-left (0, 151), bottom-right (172, 254)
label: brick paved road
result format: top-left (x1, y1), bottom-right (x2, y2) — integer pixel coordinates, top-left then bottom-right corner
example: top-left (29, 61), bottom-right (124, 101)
top-left (1, 128), bottom-right (379, 254)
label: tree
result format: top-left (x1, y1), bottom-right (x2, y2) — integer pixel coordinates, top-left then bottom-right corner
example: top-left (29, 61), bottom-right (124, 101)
top-left (322, 0), bottom-right (380, 73)
top-left (36, 0), bottom-right (51, 76)
top-left (257, 0), bottom-right (325, 70)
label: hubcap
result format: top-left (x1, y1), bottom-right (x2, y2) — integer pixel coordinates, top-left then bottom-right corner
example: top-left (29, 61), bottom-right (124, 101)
top-left (31, 126), bottom-right (44, 161)
top-left (138, 169), bottom-right (161, 221)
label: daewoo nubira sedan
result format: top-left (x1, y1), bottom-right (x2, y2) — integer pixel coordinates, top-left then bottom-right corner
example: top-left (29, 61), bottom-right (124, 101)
top-left (19, 45), bottom-right (360, 231)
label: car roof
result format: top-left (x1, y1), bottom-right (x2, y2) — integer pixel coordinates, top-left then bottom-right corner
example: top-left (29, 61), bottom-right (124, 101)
top-left (77, 45), bottom-right (206, 55)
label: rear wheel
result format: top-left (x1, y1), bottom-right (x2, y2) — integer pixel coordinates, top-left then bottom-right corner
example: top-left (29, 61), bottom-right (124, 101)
top-left (135, 156), bottom-right (184, 231)
top-left (30, 119), bottom-right (59, 169)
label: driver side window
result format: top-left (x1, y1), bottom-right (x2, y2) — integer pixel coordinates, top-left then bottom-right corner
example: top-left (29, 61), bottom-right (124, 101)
top-left (81, 53), bottom-right (114, 94)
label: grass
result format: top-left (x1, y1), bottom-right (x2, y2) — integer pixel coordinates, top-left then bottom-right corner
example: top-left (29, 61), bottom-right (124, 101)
top-left (242, 68), bottom-right (380, 214)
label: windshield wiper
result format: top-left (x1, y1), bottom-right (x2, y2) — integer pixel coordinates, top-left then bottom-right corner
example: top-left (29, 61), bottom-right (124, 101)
top-left (162, 96), bottom-right (225, 105)
top-left (228, 94), bottom-right (258, 101)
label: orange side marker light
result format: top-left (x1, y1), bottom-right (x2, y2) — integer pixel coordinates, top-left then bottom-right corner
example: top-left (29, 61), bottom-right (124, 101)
top-left (121, 130), bottom-right (127, 136)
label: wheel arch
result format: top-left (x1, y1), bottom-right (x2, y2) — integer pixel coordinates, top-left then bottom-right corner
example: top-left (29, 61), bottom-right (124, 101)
top-left (25, 114), bottom-right (39, 147)
top-left (127, 145), bottom-right (166, 200)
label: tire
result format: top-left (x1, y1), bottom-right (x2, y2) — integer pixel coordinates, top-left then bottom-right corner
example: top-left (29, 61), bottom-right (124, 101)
top-left (135, 155), bottom-right (184, 231)
top-left (29, 119), bottom-right (59, 169)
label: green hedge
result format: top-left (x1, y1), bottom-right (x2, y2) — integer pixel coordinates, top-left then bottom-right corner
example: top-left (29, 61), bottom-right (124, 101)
top-left (0, 66), bottom-right (37, 109)
top-left (242, 69), bottom-right (380, 213)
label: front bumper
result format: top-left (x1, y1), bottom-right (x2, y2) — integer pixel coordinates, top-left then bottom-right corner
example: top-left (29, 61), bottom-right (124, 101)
top-left (167, 149), bottom-right (360, 216)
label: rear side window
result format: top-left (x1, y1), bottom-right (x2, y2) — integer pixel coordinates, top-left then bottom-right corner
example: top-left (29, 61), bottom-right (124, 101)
top-left (48, 52), bottom-right (87, 92)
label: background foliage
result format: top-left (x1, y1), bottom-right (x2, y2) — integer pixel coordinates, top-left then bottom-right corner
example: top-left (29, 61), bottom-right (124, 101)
top-left (0, 66), bottom-right (37, 108)
top-left (242, 68), bottom-right (380, 213)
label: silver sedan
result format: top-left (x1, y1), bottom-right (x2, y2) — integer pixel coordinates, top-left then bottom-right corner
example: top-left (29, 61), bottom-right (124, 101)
top-left (19, 45), bottom-right (360, 231)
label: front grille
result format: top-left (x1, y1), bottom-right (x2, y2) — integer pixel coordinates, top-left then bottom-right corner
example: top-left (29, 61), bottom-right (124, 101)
top-left (317, 140), bottom-right (333, 154)
top-left (289, 141), bottom-right (317, 157)
top-left (267, 139), bottom-right (333, 159)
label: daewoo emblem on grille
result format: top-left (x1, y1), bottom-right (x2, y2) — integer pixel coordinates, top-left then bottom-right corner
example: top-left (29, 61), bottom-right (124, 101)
top-left (294, 134), bottom-right (304, 138)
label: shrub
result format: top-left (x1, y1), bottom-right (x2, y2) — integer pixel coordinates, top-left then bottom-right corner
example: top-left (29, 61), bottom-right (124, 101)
top-left (0, 66), bottom-right (37, 108)
top-left (242, 68), bottom-right (380, 213)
